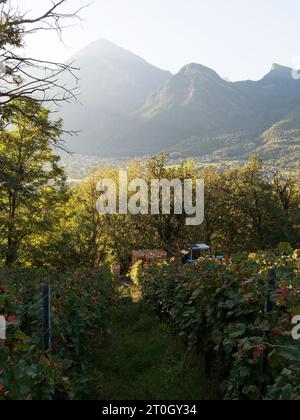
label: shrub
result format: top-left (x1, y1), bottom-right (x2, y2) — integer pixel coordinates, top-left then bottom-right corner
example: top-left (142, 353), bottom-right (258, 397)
top-left (139, 252), bottom-right (300, 400)
top-left (0, 269), bottom-right (116, 400)
top-left (129, 261), bottom-right (143, 286)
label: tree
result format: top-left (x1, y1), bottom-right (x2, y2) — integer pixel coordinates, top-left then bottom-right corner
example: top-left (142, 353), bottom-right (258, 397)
top-left (25, 154), bottom-right (298, 271)
top-left (273, 174), bottom-right (300, 245)
top-left (0, 99), bottom-right (67, 266)
top-left (0, 0), bottom-right (87, 133)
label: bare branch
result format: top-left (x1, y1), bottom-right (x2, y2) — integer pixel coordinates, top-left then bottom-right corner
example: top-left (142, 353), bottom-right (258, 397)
top-left (0, 0), bottom-right (88, 117)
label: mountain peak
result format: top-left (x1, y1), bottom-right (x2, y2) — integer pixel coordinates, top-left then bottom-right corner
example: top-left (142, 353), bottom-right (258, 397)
top-left (74, 38), bottom-right (138, 59)
top-left (179, 63), bottom-right (221, 79)
top-left (271, 63), bottom-right (282, 71)
top-left (264, 63), bottom-right (293, 80)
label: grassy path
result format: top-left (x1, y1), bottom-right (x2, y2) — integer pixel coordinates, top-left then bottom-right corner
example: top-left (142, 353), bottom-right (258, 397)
top-left (88, 293), bottom-right (217, 400)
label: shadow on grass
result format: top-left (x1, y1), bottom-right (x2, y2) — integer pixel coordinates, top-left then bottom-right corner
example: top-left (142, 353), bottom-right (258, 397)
top-left (87, 293), bottom-right (219, 401)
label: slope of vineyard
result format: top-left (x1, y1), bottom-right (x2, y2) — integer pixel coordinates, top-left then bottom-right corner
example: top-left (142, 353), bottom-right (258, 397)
top-left (1, 249), bottom-right (299, 400)
top-left (138, 250), bottom-right (300, 400)
top-left (0, 269), bottom-right (115, 400)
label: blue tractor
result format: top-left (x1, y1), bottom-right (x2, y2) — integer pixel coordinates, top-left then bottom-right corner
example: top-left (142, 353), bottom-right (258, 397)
top-left (181, 244), bottom-right (224, 264)
top-left (181, 244), bottom-right (211, 264)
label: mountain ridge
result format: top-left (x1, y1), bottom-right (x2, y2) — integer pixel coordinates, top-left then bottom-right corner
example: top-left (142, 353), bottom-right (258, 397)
top-left (60, 39), bottom-right (300, 169)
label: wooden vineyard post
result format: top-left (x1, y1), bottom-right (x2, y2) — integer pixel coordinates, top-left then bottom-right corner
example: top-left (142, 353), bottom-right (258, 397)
top-left (260, 269), bottom-right (277, 397)
top-left (111, 265), bottom-right (121, 283)
top-left (0, 314), bottom-right (5, 348)
top-left (41, 285), bottom-right (52, 353)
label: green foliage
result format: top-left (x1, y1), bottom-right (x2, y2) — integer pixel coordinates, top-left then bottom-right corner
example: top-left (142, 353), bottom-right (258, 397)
top-left (0, 99), bottom-right (67, 267)
top-left (50, 155), bottom-right (300, 272)
top-left (130, 261), bottom-right (143, 286)
top-left (0, 269), bottom-right (115, 400)
top-left (139, 251), bottom-right (300, 400)
top-left (0, 125), bottom-right (299, 272)
top-left (278, 242), bottom-right (294, 255)
top-left (267, 366), bottom-right (300, 400)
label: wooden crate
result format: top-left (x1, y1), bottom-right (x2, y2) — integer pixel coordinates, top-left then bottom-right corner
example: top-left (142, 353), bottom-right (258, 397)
top-left (132, 250), bottom-right (167, 267)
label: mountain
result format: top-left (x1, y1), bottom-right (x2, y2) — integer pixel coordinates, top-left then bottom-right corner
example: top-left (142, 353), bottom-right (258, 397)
top-left (60, 39), bottom-right (172, 154)
top-left (60, 41), bottom-right (300, 169)
top-left (128, 63), bottom-right (300, 164)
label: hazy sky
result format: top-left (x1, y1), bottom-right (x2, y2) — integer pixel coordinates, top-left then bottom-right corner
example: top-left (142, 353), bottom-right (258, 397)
top-left (20, 0), bottom-right (300, 81)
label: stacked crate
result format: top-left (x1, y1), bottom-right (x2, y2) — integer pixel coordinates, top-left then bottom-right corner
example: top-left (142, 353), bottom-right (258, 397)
top-left (132, 250), bottom-right (167, 267)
